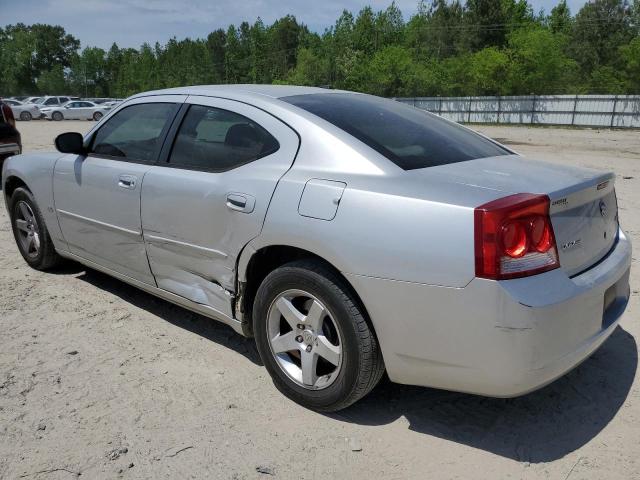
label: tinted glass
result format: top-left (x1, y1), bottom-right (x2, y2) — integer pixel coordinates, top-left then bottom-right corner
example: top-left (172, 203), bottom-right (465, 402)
top-left (282, 93), bottom-right (510, 170)
top-left (91, 103), bottom-right (176, 162)
top-left (168, 104), bottom-right (279, 171)
top-left (44, 98), bottom-right (58, 105)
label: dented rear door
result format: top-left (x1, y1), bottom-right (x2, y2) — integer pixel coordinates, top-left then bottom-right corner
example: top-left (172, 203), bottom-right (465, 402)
top-left (140, 96), bottom-right (299, 317)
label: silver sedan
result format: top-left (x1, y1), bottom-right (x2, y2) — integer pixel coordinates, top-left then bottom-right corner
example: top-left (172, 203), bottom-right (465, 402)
top-left (1, 85), bottom-right (632, 411)
top-left (40, 100), bottom-right (111, 121)
top-left (3, 99), bottom-right (41, 121)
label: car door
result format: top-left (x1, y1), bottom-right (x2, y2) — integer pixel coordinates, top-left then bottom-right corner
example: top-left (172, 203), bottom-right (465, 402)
top-left (72, 102), bottom-right (89, 120)
top-left (141, 96), bottom-right (299, 316)
top-left (63, 102), bottom-right (79, 120)
top-left (53, 95), bottom-right (185, 284)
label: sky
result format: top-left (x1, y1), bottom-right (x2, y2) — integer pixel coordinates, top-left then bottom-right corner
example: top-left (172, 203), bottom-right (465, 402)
top-left (0, 0), bottom-right (588, 50)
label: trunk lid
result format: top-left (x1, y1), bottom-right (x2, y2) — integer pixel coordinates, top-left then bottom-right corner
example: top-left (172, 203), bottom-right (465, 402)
top-left (427, 155), bottom-right (619, 276)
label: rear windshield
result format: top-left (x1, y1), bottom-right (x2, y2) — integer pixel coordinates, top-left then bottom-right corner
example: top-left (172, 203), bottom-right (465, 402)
top-left (282, 93), bottom-right (510, 170)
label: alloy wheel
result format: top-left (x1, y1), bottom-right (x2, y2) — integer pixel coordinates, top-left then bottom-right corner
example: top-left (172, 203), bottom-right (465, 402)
top-left (14, 201), bottom-right (41, 259)
top-left (266, 289), bottom-right (343, 390)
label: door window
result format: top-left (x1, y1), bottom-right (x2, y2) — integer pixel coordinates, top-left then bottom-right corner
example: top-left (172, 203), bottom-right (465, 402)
top-left (90, 103), bottom-right (177, 162)
top-left (44, 98), bottom-right (58, 105)
top-left (168, 104), bottom-right (279, 172)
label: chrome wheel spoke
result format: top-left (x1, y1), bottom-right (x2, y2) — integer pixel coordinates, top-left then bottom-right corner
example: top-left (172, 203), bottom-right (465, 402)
top-left (32, 234), bottom-right (41, 251)
top-left (26, 235), bottom-right (35, 252)
top-left (19, 203), bottom-right (32, 222)
top-left (316, 336), bottom-right (341, 366)
top-left (301, 350), bottom-right (318, 386)
top-left (305, 300), bottom-right (326, 331)
top-left (275, 296), bottom-right (305, 329)
top-left (270, 331), bottom-right (298, 354)
top-left (15, 219), bottom-right (29, 232)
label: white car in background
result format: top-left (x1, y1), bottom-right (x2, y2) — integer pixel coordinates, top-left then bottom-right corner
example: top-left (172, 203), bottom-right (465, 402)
top-left (40, 101), bottom-right (111, 121)
top-left (2, 99), bottom-right (41, 121)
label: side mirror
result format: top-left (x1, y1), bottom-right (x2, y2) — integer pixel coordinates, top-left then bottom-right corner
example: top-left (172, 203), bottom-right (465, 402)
top-left (55, 132), bottom-right (86, 155)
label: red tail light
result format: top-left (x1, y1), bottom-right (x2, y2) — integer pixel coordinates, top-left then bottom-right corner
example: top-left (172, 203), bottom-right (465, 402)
top-left (474, 193), bottom-right (559, 280)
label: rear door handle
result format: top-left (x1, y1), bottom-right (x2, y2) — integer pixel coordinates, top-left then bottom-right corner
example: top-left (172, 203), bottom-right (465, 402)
top-left (118, 174), bottom-right (137, 189)
top-left (226, 193), bottom-right (255, 213)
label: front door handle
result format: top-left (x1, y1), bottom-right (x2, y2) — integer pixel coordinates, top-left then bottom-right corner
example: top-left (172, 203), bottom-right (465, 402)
top-left (226, 193), bottom-right (255, 213)
top-left (118, 174), bottom-right (137, 189)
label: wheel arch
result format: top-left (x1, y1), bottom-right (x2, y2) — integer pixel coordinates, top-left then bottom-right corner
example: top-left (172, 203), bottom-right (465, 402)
top-left (236, 244), bottom-right (375, 340)
top-left (3, 174), bottom-right (30, 202)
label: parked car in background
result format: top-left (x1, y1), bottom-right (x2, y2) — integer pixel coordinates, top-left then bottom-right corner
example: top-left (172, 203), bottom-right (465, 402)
top-left (40, 100), bottom-right (111, 121)
top-left (9, 96), bottom-right (29, 102)
top-left (33, 96), bottom-right (79, 110)
top-left (24, 97), bottom-right (42, 104)
top-left (0, 99), bottom-right (21, 177)
top-left (1, 85), bottom-right (632, 411)
top-left (2, 99), bottom-right (41, 121)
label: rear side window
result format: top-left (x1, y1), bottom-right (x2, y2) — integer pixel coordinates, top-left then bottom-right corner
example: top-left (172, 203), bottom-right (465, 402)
top-left (282, 93), bottom-right (510, 170)
top-left (91, 103), bottom-right (177, 162)
top-left (168, 104), bottom-right (279, 171)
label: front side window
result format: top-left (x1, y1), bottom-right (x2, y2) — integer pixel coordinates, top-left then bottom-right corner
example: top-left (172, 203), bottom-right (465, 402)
top-left (168, 104), bottom-right (279, 171)
top-left (91, 103), bottom-right (177, 162)
top-left (44, 98), bottom-right (58, 105)
top-left (282, 93), bottom-right (510, 170)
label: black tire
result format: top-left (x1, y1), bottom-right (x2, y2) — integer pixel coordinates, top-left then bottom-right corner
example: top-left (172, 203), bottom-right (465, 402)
top-left (253, 259), bottom-right (385, 412)
top-left (20, 111), bottom-right (32, 121)
top-left (9, 187), bottom-right (61, 270)
top-left (52, 111), bottom-right (63, 121)
top-left (93, 111), bottom-right (103, 121)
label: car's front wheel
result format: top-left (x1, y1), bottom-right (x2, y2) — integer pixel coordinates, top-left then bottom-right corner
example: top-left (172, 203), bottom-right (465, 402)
top-left (52, 111), bottom-right (63, 121)
top-left (20, 111), bottom-right (32, 121)
top-left (9, 187), bottom-right (61, 270)
top-left (93, 111), bottom-right (103, 121)
top-left (253, 259), bottom-right (385, 412)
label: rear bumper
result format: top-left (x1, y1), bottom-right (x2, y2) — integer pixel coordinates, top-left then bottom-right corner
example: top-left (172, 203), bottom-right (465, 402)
top-left (346, 228), bottom-right (632, 397)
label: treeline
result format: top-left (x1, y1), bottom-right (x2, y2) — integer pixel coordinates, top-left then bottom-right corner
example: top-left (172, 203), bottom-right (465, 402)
top-left (1, 0), bottom-right (639, 98)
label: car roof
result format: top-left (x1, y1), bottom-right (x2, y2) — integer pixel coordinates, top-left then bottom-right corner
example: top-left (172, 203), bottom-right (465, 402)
top-left (130, 84), bottom-right (348, 102)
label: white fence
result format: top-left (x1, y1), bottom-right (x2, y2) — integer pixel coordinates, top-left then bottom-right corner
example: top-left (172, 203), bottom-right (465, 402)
top-left (394, 95), bottom-right (640, 128)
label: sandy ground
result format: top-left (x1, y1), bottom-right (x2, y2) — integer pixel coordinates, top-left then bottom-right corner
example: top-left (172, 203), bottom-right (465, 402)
top-left (1, 120), bottom-right (638, 480)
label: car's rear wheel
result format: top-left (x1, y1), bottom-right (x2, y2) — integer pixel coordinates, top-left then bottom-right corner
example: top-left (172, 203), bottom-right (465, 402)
top-left (93, 111), bottom-right (103, 121)
top-left (20, 111), bottom-right (32, 121)
top-left (9, 188), bottom-right (61, 270)
top-left (52, 111), bottom-right (63, 121)
top-left (253, 259), bottom-right (385, 412)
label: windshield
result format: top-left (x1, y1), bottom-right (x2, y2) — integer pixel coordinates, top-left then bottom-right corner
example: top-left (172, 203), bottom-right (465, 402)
top-left (282, 93), bottom-right (510, 170)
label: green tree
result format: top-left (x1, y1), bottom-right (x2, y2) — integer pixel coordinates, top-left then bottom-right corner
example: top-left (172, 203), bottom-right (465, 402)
top-left (569, 0), bottom-right (635, 74)
top-left (619, 36), bottom-right (640, 92)
top-left (37, 65), bottom-right (67, 94)
top-left (548, 0), bottom-right (573, 34)
top-left (463, 0), bottom-right (509, 51)
top-left (507, 27), bottom-right (579, 93)
top-left (405, 0), bottom-right (465, 59)
top-left (467, 47), bottom-right (510, 94)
